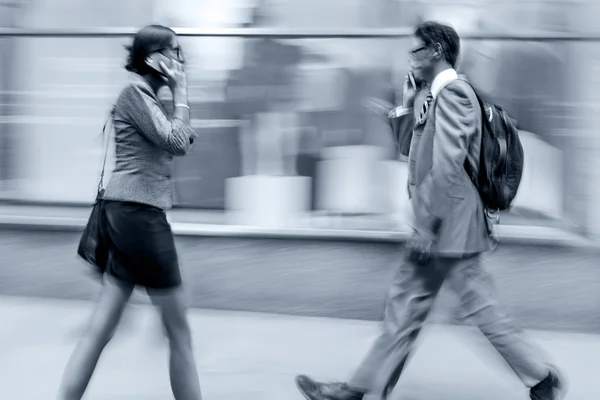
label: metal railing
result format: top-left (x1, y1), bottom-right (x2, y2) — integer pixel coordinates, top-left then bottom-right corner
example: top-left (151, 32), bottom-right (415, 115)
top-left (0, 27), bottom-right (599, 41)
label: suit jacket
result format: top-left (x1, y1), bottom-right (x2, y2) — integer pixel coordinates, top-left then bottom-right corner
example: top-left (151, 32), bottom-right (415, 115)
top-left (406, 79), bottom-right (492, 256)
top-left (388, 88), bottom-right (430, 157)
top-left (389, 107), bottom-right (415, 158)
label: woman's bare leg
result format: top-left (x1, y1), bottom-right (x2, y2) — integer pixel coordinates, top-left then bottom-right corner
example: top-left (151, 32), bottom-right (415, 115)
top-left (56, 275), bottom-right (134, 400)
top-left (149, 287), bottom-right (202, 400)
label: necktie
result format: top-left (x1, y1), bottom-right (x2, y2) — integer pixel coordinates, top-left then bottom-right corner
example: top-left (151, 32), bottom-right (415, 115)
top-left (418, 92), bottom-right (433, 124)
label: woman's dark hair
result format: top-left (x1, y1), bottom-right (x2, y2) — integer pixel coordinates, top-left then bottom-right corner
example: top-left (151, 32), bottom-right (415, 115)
top-left (125, 25), bottom-right (176, 75)
top-left (414, 21), bottom-right (461, 68)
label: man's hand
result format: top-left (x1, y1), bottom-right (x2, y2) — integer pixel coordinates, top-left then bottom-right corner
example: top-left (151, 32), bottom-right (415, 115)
top-left (362, 97), bottom-right (393, 116)
top-left (406, 231), bottom-right (433, 265)
top-left (402, 74), bottom-right (419, 109)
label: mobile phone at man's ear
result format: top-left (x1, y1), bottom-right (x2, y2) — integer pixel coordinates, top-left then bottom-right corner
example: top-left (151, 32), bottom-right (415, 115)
top-left (408, 71), bottom-right (418, 91)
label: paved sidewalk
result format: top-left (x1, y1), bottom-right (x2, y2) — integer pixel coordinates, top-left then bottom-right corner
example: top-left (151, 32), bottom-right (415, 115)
top-left (0, 296), bottom-right (597, 400)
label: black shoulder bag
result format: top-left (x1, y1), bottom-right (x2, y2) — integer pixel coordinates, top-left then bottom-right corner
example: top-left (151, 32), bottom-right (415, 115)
top-left (77, 108), bottom-right (115, 278)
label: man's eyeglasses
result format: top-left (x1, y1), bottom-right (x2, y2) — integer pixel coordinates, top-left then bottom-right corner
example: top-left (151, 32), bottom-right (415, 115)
top-left (409, 45), bottom-right (430, 59)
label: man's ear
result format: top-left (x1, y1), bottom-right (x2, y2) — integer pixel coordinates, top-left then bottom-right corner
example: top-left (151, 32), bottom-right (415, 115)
top-left (433, 43), bottom-right (443, 60)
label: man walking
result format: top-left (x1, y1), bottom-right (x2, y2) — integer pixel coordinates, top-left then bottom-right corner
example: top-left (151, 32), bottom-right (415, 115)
top-left (295, 21), bottom-right (565, 400)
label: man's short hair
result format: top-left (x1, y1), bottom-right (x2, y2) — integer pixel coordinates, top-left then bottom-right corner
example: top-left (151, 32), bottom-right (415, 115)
top-left (414, 21), bottom-right (461, 68)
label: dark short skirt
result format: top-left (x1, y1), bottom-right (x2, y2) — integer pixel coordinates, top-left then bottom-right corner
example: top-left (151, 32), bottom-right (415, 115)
top-left (101, 200), bottom-right (181, 290)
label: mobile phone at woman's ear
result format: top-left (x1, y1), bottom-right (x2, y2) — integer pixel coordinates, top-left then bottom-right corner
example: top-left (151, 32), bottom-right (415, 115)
top-left (146, 53), bottom-right (172, 76)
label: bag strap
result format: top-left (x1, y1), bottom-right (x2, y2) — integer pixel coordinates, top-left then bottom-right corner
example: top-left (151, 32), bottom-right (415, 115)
top-left (97, 106), bottom-right (116, 193)
top-left (457, 79), bottom-right (503, 219)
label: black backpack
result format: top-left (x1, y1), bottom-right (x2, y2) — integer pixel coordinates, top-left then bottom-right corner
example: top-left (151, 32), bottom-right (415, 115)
top-left (462, 81), bottom-right (524, 211)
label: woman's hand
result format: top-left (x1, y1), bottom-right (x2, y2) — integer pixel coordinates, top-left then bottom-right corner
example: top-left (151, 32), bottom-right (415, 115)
top-left (159, 59), bottom-right (188, 105)
top-left (159, 59), bottom-right (188, 94)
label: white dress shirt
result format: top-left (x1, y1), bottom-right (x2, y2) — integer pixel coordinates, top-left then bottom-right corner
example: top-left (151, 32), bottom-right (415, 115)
top-left (392, 68), bottom-right (459, 117)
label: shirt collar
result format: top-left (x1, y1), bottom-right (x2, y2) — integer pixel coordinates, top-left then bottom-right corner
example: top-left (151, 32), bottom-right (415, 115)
top-left (430, 68), bottom-right (458, 99)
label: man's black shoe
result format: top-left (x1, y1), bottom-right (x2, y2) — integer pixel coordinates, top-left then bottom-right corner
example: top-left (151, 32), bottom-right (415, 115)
top-left (295, 375), bottom-right (365, 400)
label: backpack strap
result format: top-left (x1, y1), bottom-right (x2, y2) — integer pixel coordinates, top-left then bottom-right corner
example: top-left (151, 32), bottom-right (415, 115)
top-left (456, 78), bottom-right (487, 117)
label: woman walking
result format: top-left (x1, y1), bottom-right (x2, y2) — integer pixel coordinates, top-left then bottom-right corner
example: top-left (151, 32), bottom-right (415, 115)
top-left (57, 25), bottom-right (202, 400)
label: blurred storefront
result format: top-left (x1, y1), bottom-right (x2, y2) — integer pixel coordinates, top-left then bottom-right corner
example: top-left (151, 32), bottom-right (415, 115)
top-left (0, 0), bottom-right (153, 203)
top-left (1, 0), bottom-right (600, 239)
top-left (0, 1), bottom-right (20, 192)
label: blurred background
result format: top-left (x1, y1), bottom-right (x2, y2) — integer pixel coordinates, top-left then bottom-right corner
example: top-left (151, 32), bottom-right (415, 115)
top-left (1, 0), bottom-right (600, 239)
top-left (2, 5), bottom-right (600, 399)
top-left (0, 0), bottom-right (598, 363)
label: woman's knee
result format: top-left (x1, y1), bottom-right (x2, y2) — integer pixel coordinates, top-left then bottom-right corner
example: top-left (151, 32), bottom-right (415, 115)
top-left (85, 277), bottom-right (133, 345)
top-left (84, 305), bottom-right (126, 346)
top-left (150, 289), bottom-right (193, 347)
top-left (85, 322), bottom-right (117, 348)
top-left (162, 310), bottom-right (192, 347)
